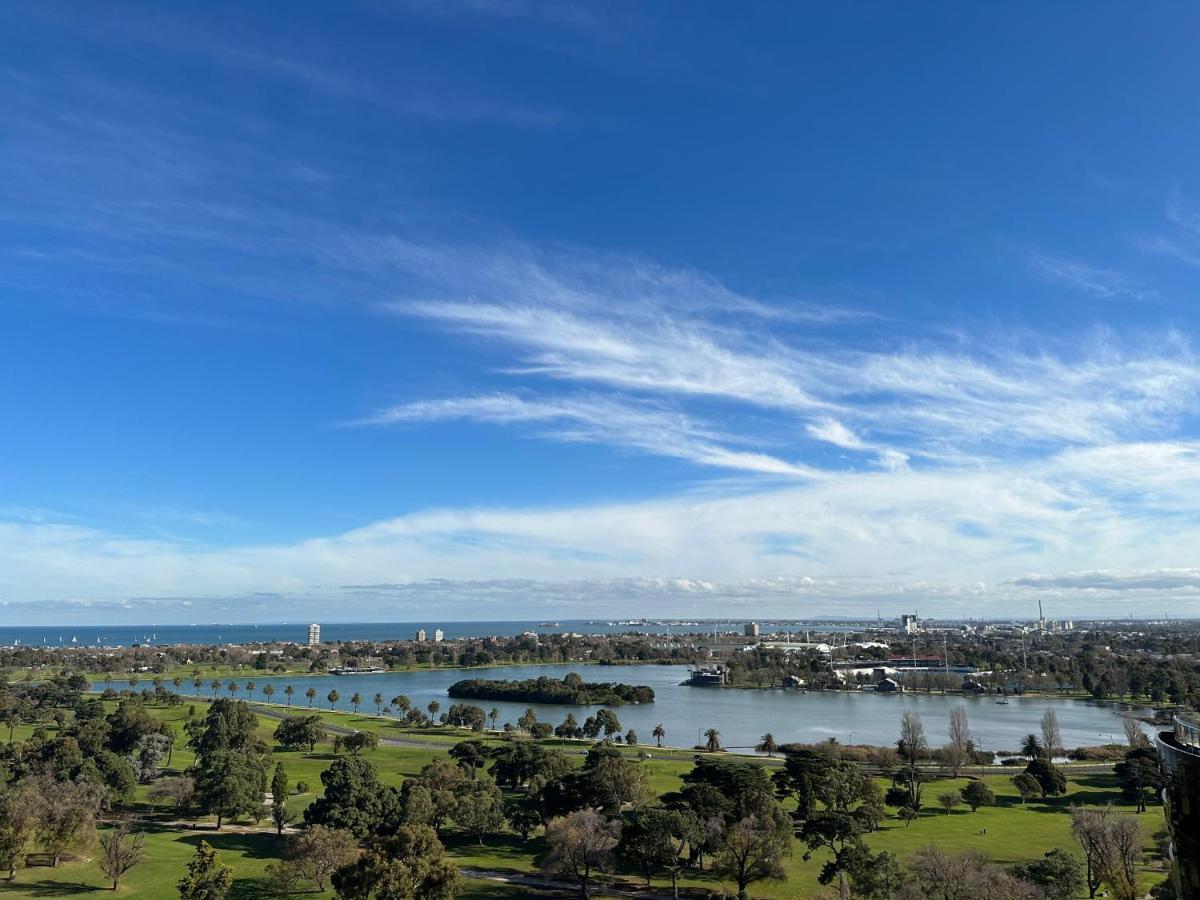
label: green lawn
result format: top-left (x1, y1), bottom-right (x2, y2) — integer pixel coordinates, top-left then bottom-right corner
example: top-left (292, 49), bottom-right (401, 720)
top-left (0, 699), bottom-right (1170, 899)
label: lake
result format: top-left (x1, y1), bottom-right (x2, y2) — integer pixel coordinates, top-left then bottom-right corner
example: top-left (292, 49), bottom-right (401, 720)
top-left (119, 663), bottom-right (1150, 752)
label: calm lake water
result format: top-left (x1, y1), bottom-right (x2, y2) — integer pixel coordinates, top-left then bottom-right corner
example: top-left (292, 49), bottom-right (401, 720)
top-left (120, 663), bottom-right (1150, 752)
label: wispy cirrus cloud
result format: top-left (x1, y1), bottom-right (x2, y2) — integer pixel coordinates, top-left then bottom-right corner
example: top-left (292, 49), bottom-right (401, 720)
top-left (1025, 251), bottom-right (1153, 301)
top-left (356, 393), bottom-right (820, 478)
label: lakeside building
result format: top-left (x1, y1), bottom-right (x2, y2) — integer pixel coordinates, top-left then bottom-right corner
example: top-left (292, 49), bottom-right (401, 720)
top-left (434, 628), bottom-right (445, 642)
top-left (414, 629), bottom-right (426, 642)
top-left (744, 622), bottom-right (760, 637)
top-left (307, 623), bottom-right (320, 647)
top-left (1157, 714), bottom-right (1200, 898)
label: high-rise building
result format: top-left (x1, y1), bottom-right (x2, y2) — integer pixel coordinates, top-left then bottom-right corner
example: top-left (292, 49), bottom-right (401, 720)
top-left (307, 623), bottom-right (320, 647)
top-left (900, 613), bottom-right (919, 635)
top-left (434, 628), bottom-right (445, 642)
top-left (1157, 714), bottom-right (1200, 898)
top-left (744, 622), bottom-right (760, 637)
top-left (415, 629), bottom-right (426, 642)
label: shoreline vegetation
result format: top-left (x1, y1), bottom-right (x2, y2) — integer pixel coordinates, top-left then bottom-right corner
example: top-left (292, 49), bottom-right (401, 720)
top-left (447, 673), bottom-right (655, 706)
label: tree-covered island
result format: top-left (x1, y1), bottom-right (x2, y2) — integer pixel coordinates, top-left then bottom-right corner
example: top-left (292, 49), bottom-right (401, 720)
top-left (447, 672), bottom-right (654, 705)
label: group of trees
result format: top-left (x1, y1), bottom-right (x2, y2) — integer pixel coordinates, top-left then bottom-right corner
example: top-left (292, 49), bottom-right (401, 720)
top-left (447, 673), bottom-right (655, 706)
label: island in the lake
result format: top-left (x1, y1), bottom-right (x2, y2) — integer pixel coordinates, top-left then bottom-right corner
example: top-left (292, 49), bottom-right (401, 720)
top-left (447, 672), bottom-right (655, 705)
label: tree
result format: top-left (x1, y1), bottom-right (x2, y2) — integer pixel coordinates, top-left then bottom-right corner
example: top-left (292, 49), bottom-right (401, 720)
top-left (339, 731), bottom-right (380, 756)
top-left (653, 723), bottom-right (666, 748)
top-left (716, 803), bottom-right (793, 900)
top-left (704, 728), bottom-right (722, 752)
top-left (898, 710), bottom-right (926, 764)
top-left (177, 840), bottom-right (233, 900)
top-left (350, 692), bottom-right (362, 714)
top-left (1070, 805), bottom-right (1142, 900)
top-left (416, 756), bottom-right (467, 836)
top-left (505, 796), bottom-right (542, 841)
top-left (448, 740), bottom-right (488, 779)
top-left (488, 708), bottom-right (499, 730)
top-left (1020, 733), bottom-right (1044, 760)
top-left (937, 790), bottom-right (963, 815)
top-left (0, 784), bottom-right (36, 880)
top-left (843, 847), bottom-right (907, 900)
top-left (452, 776), bottom-right (505, 844)
top-left (304, 755), bottom-right (403, 840)
top-left (284, 685), bottom-right (294, 706)
top-left (327, 690), bottom-right (339, 710)
top-left (133, 732), bottom-right (171, 783)
top-left (1012, 773), bottom-right (1040, 805)
top-left (1012, 848), bottom-right (1084, 900)
top-left (194, 750), bottom-right (264, 829)
top-left (270, 763), bottom-right (291, 833)
top-left (624, 729), bottom-right (637, 747)
top-left (1114, 748), bottom-right (1161, 812)
top-left (1040, 709), bottom-right (1063, 757)
top-left (151, 776), bottom-right (194, 815)
top-left (330, 824), bottom-right (458, 900)
top-left (897, 806), bottom-right (918, 827)
top-left (1122, 717), bottom-right (1148, 749)
top-left (98, 818), bottom-right (146, 890)
top-left (267, 824), bottom-right (357, 892)
top-left (756, 733), bottom-right (778, 757)
top-left (517, 708), bottom-right (538, 733)
top-left (245, 681), bottom-right (255, 701)
top-left (556, 713), bottom-right (581, 740)
top-left (619, 807), bottom-right (695, 891)
top-left (946, 706), bottom-right (972, 778)
top-left (1024, 758), bottom-right (1067, 798)
top-left (961, 780), bottom-right (996, 812)
top-left (32, 775), bottom-right (103, 867)
top-left (427, 701), bottom-right (440, 722)
top-left (373, 693), bottom-right (383, 715)
top-left (273, 715), bottom-right (327, 753)
top-left (542, 809), bottom-right (620, 899)
top-left (595, 709), bottom-right (621, 739)
top-left (262, 684), bottom-right (276, 704)
top-left (305, 687), bottom-right (316, 708)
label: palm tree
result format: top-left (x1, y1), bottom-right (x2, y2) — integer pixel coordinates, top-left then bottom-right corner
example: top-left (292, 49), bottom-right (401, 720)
top-left (305, 687), bottom-right (317, 707)
top-left (373, 693), bottom-right (383, 715)
top-left (192, 678), bottom-right (202, 695)
top-left (328, 690), bottom-right (340, 710)
top-left (104, 673), bottom-right (114, 689)
top-left (262, 684), bottom-right (276, 704)
top-left (757, 733), bottom-right (778, 757)
top-left (1020, 733), bottom-right (1043, 760)
top-left (173, 677), bottom-right (183, 692)
top-left (210, 679), bottom-right (221, 697)
top-left (351, 692), bottom-right (362, 714)
top-left (652, 723), bottom-right (666, 748)
top-left (227, 680), bottom-right (238, 697)
top-left (427, 701), bottom-right (440, 723)
top-left (704, 728), bottom-right (722, 752)
top-left (284, 685), bottom-right (294, 706)
top-left (246, 681), bottom-right (256, 701)
top-left (489, 708), bottom-right (500, 731)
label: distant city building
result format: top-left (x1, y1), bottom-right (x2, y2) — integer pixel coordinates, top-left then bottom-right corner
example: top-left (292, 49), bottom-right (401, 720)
top-left (1157, 715), bottom-right (1200, 897)
top-left (434, 628), bottom-right (445, 642)
top-left (307, 623), bottom-right (320, 647)
top-left (415, 629), bottom-right (426, 642)
top-left (900, 613), bottom-right (919, 635)
top-left (744, 622), bottom-right (760, 637)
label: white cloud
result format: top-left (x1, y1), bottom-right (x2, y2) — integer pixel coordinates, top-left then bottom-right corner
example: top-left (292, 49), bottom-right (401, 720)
top-left (7, 440), bottom-right (1200, 619)
top-left (357, 393), bottom-right (820, 478)
top-left (1026, 252), bottom-right (1152, 301)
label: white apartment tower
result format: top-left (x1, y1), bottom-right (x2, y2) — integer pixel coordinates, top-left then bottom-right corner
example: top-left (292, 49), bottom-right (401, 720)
top-left (434, 628), bottom-right (445, 642)
top-left (307, 623), bottom-right (320, 647)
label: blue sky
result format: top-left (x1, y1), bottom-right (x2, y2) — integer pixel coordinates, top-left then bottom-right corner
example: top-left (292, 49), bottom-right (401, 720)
top-left (5, 2), bottom-right (1200, 623)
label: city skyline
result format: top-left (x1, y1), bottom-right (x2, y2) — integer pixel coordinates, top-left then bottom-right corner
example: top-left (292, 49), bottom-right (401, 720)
top-left (6, 4), bottom-right (1200, 622)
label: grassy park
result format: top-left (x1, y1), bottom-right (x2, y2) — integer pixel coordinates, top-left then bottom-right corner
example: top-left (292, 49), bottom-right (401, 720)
top-left (0, 693), bottom-right (1168, 899)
